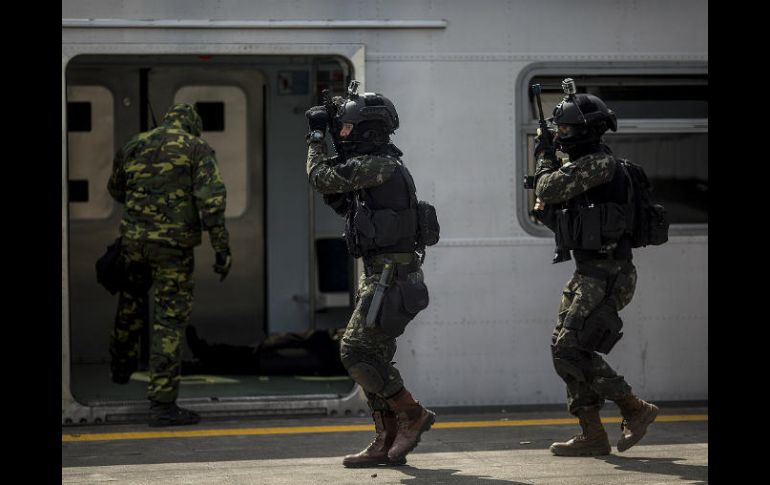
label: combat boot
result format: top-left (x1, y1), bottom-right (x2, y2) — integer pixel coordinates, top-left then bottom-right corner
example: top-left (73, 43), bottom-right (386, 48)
top-left (342, 411), bottom-right (406, 467)
top-left (385, 388), bottom-right (436, 461)
top-left (614, 394), bottom-right (659, 452)
top-left (149, 400), bottom-right (201, 427)
top-left (550, 408), bottom-right (611, 456)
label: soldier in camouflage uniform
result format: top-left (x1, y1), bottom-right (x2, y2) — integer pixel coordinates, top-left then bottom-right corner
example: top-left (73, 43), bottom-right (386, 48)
top-left (305, 83), bottom-right (436, 467)
top-left (108, 103), bottom-right (232, 427)
top-left (533, 88), bottom-right (658, 456)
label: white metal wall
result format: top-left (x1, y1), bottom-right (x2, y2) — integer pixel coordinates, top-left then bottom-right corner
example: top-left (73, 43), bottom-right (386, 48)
top-left (62, 0), bottom-right (708, 407)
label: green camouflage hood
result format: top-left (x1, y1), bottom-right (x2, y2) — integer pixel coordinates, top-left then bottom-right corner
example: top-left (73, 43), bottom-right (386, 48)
top-left (162, 103), bottom-right (203, 137)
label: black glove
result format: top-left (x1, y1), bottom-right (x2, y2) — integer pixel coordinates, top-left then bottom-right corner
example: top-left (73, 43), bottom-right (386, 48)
top-left (532, 204), bottom-right (557, 231)
top-left (305, 106), bottom-right (329, 133)
top-left (213, 249), bottom-right (232, 282)
top-left (534, 129), bottom-right (556, 161)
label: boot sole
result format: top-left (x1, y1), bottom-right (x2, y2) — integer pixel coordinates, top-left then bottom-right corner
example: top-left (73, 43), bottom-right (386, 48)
top-left (387, 411), bottom-right (437, 461)
top-left (549, 444), bottom-right (611, 457)
top-left (342, 457), bottom-right (407, 468)
top-left (617, 406), bottom-right (659, 452)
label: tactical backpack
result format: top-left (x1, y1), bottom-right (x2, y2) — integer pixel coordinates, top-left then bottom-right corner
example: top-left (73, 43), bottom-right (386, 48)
top-left (617, 159), bottom-right (669, 248)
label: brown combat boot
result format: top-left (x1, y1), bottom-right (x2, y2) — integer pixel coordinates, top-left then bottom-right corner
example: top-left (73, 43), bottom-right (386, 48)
top-left (342, 411), bottom-right (405, 467)
top-left (385, 388), bottom-right (437, 461)
top-left (550, 408), bottom-right (611, 456)
top-left (614, 394), bottom-right (659, 452)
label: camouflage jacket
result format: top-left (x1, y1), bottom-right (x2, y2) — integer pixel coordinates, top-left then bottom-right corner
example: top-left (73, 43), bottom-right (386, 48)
top-left (534, 150), bottom-right (617, 204)
top-left (306, 140), bottom-right (399, 196)
top-left (108, 104), bottom-right (229, 252)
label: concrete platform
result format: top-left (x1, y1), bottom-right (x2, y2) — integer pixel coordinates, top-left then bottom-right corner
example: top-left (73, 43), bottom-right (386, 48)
top-left (62, 405), bottom-right (708, 484)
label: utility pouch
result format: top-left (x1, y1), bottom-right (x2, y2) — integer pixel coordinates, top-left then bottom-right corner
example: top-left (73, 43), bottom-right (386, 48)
top-left (600, 203), bottom-right (627, 241)
top-left (354, 203), bottom-right (376, 239)
top-left (578, 205), bottom-right (602, 250)
top-left (372, 209), bottom-right (401, 247)
top-left (578, 301), bottom-right (624, 354)
top-left (351, 202), bottom-right (376, 252)
top-left (344, 211), bottom-right (362, 258)
top-left (555, 209), bottom-right (579, 250)
top-left (647, 204), bottom-right (670, 246)
top-left (417, 200), bottom-right (440, 246)
top-left (378, 273), bottom-right (429, 338)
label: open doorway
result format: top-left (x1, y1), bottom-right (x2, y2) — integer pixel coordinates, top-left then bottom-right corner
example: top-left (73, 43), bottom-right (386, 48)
top-left (65, 55), bottom-right (357, 408)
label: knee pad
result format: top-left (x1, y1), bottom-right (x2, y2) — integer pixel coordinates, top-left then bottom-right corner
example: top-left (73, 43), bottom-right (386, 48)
top-left (346, 361), bottom-right (386, 394)
top-left (552, 345), bottom-right (590, 383)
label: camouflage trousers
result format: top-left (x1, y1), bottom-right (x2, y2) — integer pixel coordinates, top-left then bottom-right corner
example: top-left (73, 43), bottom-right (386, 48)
top-left (110, 241), bottom-right (195, 403)
top-left (551, 259), bottom-right (637, 415)
top-left (339, 266), bottom-right (424, 412)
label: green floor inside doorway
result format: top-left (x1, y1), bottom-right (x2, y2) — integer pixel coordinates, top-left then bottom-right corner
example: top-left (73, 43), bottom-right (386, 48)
top-left (70, 363), bottom-right (355, 404)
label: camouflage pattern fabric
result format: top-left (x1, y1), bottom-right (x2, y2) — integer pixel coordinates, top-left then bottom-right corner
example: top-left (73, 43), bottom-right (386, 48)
top-left (535, 151), bottom-right (617, 204)
top-left (340, 269), bottom-right (428, 411)
top-left (110, 241), bottom-right (195, 403)
top-left (306, 140), bottom-right (399, 193)
top-left (108, 103), bottom-right (229, 252)
top-left (552, 259), bottom-right (637, 415)
top-left (108, 104), bottom-right (228, 404)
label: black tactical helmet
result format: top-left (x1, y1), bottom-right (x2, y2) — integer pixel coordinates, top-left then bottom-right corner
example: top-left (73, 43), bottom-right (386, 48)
top-left (549, 93), bottom-right (617, 150)
top-left (336, 80), bottom-right (399, 138)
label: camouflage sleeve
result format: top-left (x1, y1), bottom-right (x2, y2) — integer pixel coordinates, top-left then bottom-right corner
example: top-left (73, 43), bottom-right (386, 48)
top-left (306, 140), bottom-right (398, 194)
top-left (192, 143), bottom-right (229, 252)
top-left (107, 146), bottom-right (127, 203)
top-left (534, 152), bottom-right (617, 204)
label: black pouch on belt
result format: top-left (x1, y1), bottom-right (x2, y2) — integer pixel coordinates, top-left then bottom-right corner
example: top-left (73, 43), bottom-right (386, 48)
top-left (555, 209), bottom-right (578, 249)
top-left (578, 205), bottom-right (602, 250)
top-left (578, 301), bottom-right (624, 354)
top-left (378, 269), bottom-right (429, 338)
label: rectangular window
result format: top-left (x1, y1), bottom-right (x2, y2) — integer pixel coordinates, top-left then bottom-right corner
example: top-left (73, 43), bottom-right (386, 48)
top-left (524, 74), bottom-right (708, 227)
top-left (67, 102), bottom-right (92, 132)
top-left (316, 62), bottom-right (348, 100)
top-left (68, 180), bottom-right (89, 203)
top-left (176, 86), bottom-right (248, 217)
top-left (66, 85), bottom-right (114, 220)
top-left (195, 102), bottom-right (225, 131)
top-left (277, 70), bottom-right (310, 95)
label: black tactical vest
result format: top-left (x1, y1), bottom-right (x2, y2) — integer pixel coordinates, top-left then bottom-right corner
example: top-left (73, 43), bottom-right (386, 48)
top-left (567, 157), bottom-right (633, 261)
top-left (344, 159), bottom-right (419, 259)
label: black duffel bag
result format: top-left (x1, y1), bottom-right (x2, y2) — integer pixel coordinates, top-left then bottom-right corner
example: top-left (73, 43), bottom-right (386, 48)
top-left (95, 237), bottom-right (124, 295)
top-left (95, 237), bottom-right (152, 295)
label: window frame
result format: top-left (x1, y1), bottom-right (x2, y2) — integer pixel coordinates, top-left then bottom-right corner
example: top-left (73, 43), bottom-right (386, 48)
top-left (65, 84), bottom-right (116, 220)
top-left (516, 64), bottom-right (708, 238)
